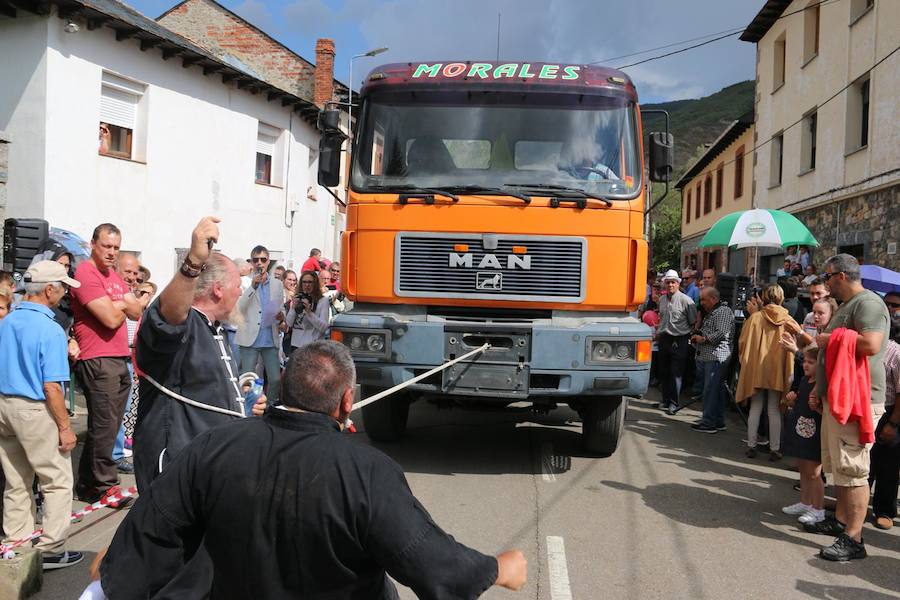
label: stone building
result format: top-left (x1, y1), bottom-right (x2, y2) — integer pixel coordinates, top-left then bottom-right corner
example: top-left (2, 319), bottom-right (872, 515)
top-left (741, 0), bottom-right (900, 272)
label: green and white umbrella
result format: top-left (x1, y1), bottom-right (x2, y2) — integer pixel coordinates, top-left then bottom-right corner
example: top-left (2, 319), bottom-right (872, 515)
top-left (699, 208), bottom-right (818, 249)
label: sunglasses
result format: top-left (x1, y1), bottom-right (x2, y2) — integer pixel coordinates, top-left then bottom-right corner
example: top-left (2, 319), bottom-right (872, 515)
top-left (822, 272), bottom-right (841, 281)
top-left (886, 301), bottom-right (900, 309)
top-left (251, 257), bottom-right (268, 263)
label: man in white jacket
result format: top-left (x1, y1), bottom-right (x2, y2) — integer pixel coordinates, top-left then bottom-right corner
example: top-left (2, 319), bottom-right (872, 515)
top-left (235, 245), bottom-right (284, 404)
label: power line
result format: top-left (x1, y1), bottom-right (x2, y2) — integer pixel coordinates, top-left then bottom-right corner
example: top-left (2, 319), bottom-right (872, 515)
top-left (589, 27), bottom-right (744, 65)
top-left (618, 31), bottom-right (742, 69)
top-left (605, 0), bottom-right (841, 70)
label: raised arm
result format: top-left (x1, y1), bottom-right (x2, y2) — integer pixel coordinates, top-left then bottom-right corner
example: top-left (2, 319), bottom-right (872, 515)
top-left (158, 217), bottom-right (220, 326)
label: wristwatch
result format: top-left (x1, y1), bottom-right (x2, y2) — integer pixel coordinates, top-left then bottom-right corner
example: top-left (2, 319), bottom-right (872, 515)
top-left (180, 255), bottom-right (206, 278)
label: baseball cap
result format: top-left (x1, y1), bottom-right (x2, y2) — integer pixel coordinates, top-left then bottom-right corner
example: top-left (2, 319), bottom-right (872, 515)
top-left (24, 261), bottom-right (80, 288)
top-left (663, 269), bottom-right (681, 283)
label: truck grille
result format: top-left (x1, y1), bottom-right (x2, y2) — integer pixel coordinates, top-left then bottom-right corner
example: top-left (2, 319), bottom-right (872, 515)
top-left (395, 233), bottom-right (585, 302)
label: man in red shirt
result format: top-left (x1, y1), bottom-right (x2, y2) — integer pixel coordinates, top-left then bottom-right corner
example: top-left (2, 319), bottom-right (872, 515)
top-left (71, 223), bottom-right (144, 507)
top-left (301, 247), bottom-right (322, 273)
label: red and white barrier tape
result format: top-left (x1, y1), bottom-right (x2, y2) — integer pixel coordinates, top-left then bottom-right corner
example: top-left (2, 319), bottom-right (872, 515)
top-left (0, 486), bottom-right (138, 557)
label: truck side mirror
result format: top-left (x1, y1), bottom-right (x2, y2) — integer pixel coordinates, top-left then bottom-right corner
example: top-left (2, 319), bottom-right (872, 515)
top-left (318, 133), bottom-right (344, 187)
top-left (317, 108), bottom-right (341, 133)
top-left (648, 132), bottom-right (674, 183)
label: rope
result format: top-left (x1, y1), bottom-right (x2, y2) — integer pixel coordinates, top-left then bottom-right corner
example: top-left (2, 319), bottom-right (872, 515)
top-left (352, 343), bottom-right (491, 412)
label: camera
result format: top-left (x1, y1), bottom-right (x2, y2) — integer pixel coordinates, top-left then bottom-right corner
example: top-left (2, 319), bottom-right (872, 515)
top-left (298, 291), bottom-right (313, 306)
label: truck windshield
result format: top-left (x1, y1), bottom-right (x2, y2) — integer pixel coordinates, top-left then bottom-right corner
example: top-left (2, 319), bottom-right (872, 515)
top-left (351, 90), bottom-right (642, 200)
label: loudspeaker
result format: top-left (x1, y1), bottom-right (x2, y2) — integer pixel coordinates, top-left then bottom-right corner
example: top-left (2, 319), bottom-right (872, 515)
top-left (717, 272), bottom-right (752, 312)
top-left (3, 218), bottom-right (49, 274)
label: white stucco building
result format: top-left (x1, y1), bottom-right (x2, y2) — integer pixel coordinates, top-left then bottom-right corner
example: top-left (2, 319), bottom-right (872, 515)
top-left (0, 0), bottom-right (345, 281)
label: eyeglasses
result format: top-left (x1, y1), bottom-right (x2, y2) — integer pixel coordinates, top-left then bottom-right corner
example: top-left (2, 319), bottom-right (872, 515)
top-left (822, 272), bottom-right (841, 281)
top-left (251, 257), bottom-right (268, 263)
top-left (300, 280), bottom-right (315, 285)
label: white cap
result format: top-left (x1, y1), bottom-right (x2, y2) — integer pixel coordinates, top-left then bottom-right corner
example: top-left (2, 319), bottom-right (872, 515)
top-left (662, 269), bottom-right (681, 283)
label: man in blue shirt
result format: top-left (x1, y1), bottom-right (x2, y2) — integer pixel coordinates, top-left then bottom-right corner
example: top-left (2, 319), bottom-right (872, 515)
top-left (682, 269), bottom-right (700, 303)
top-left (235, 245), bottom-right (284, 403)
top-left (0, 261), bottom-right (84, 570)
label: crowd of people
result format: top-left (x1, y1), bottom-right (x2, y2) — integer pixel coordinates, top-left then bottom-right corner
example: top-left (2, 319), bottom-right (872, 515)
top-left (641, 256), bottom-right (900, 562)
top-left (0, 217), bottom-right (528, 598)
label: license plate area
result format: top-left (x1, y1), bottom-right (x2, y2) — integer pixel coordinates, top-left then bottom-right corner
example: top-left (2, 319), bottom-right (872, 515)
top-left (443, 363), bottom-right (530, 397)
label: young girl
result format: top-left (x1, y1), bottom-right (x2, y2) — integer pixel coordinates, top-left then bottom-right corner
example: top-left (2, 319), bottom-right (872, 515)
top-left (781, 345), bottom-right (825, 524)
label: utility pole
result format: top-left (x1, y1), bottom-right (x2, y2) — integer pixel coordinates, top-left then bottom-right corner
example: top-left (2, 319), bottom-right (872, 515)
top-left (496, 12), bottom-right (501, 61)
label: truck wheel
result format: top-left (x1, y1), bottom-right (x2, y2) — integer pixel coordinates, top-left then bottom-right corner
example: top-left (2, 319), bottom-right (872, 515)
top-left (581, 396), bottom-right (625, 456)
top-left (361, 387), bottom-right (410, 442)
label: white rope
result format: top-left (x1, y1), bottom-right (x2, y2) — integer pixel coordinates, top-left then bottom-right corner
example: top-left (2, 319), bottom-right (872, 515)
top-left (352, 343), bottom-right (491, 412)
top-left (143, 373), bottom-right (246, 418)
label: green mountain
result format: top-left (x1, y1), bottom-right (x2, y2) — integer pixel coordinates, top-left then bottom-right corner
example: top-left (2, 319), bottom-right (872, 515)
top-left (641, 80), bottom-right (755, 173)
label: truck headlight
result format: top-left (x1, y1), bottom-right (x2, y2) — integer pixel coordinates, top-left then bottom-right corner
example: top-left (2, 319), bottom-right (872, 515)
top-left (587, 339), bottom-right (636, 364)
top-left (366, 334), bottom-right (385, 352)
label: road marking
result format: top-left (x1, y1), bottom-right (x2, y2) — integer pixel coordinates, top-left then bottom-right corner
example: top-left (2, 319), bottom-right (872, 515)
top-left (546, 535), bottom-right (573, 600)
top-left (541, 443), bottom-right (556, 482)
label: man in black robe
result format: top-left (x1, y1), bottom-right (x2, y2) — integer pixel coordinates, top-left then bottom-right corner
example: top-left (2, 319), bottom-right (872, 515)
top-left (101, 341), bottom-right (527, 599)
top-left (133, 216), bottom-right (263, 492)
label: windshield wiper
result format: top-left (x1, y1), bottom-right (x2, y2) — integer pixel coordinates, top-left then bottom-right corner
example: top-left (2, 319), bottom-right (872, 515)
top-left (367, 185), bottom-right (459, 204)
top-left (435, 185), bottom-right (532, 204)
top-left (503, 184), bottom-right (613, 207)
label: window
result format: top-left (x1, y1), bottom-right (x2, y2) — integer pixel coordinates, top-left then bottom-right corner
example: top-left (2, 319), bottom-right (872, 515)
top-left (734, 146), bottom-right (745, 198)
top-left (801, 110), bottom-right (818, 171)
top-left (703, 174), bottom-right (712, 214)
top-left (773, 33), bottom-right (786, 91)
top-left (99, 72), bottom-right (144, 160)
top-left (803, 3), bottom-right (820, 64)
top-left (515, 141), bottom-right (563, 170)
top-left (845, 75), bottom-right (870, 153)
top-left (256, 122), bottom-right (280, 185)
top-left (695, 182), bottom-right (701, 219)
top-left (715, 164), bottom-right (723, 208)
top-left (685, 189), bottom-right (691, 224)
top-left (770, 132), bottom-right (783, 187)
top-left (850, 0), bottom-right (874, 23)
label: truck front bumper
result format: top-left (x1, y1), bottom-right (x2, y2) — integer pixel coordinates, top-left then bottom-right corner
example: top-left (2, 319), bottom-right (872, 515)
top-left (333, 312), bottom-right (651, 399)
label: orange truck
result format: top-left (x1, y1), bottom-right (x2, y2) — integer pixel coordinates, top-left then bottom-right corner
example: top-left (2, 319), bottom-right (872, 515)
top-left (317, 61), bottom-right (673, 455)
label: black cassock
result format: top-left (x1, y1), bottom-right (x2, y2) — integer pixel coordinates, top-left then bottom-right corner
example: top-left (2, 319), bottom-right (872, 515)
top-left (101, 409), bottom-right (498, 599)
top-left (133, 302), bottom-right (245, 492)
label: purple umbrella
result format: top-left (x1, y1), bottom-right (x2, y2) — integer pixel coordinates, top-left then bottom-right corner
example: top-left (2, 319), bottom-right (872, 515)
top-left (860, 265), bottom-right (900, 294)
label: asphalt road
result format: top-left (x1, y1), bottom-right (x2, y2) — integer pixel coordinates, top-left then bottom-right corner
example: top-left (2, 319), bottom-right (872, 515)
top-left (35, 387), bottom-right (899, 599)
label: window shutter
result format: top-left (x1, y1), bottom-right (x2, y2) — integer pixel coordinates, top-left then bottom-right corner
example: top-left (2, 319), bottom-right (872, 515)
top-left (100, 86), bottom-right (138, 129)
top-left (256, 123), bottom-right (280, 156)
top-left (257, 133), bottom-right (277, 156)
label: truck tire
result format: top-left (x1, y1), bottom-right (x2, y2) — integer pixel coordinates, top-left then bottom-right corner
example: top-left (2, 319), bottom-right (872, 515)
top-left (581, 396), bottom-right (625, 456)
top-left (361, 387), bottom-right (410, 442)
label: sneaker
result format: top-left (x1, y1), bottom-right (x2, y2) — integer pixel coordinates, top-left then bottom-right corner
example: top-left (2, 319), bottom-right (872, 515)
top-left (690, 423), bottom-right (717, 434)
top-left (799, 508), bottom-right (826, 525)
top-left (122, 447), bottom-right (133, 458)
top-left (42, 550), bottom-right (84, 570)
top-left (689, 394), bottom-right (703, 403)
top-left (666, 403), bottom-right (679, 415)
top-left (715, 424), bottom-right (727, 431)
top-left (746, 448), bottom-right (757, 458)
top-left (782, 502), bottom-right (813, 516)
top-left (874, 516), bottom-right (894, 530)
top-left (116, 458), bottom-right (135, 474)
top-left (769, 451), bottom-right (783, 462)
top-left (820, 533), bottom-right (867, 562)
top-left (804, 515), bottom-right (845, 536)
top-left (98, 486), bottom-right (133, 510)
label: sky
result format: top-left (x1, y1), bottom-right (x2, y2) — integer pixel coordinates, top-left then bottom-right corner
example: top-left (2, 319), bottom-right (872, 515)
top-left (130, 0), bottom-right (763, 103)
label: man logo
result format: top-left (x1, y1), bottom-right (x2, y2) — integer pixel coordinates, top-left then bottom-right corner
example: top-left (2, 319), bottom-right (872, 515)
top-left (448, 253), bottom-right (531, 270)
top-left (477, 272), bottom-right (503, 290)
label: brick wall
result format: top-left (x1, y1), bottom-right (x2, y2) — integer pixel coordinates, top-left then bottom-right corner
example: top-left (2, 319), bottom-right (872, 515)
top-left (796, 184), bottom-right (900, 271)
top-left (159, 0), bottom-right (318, 101)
